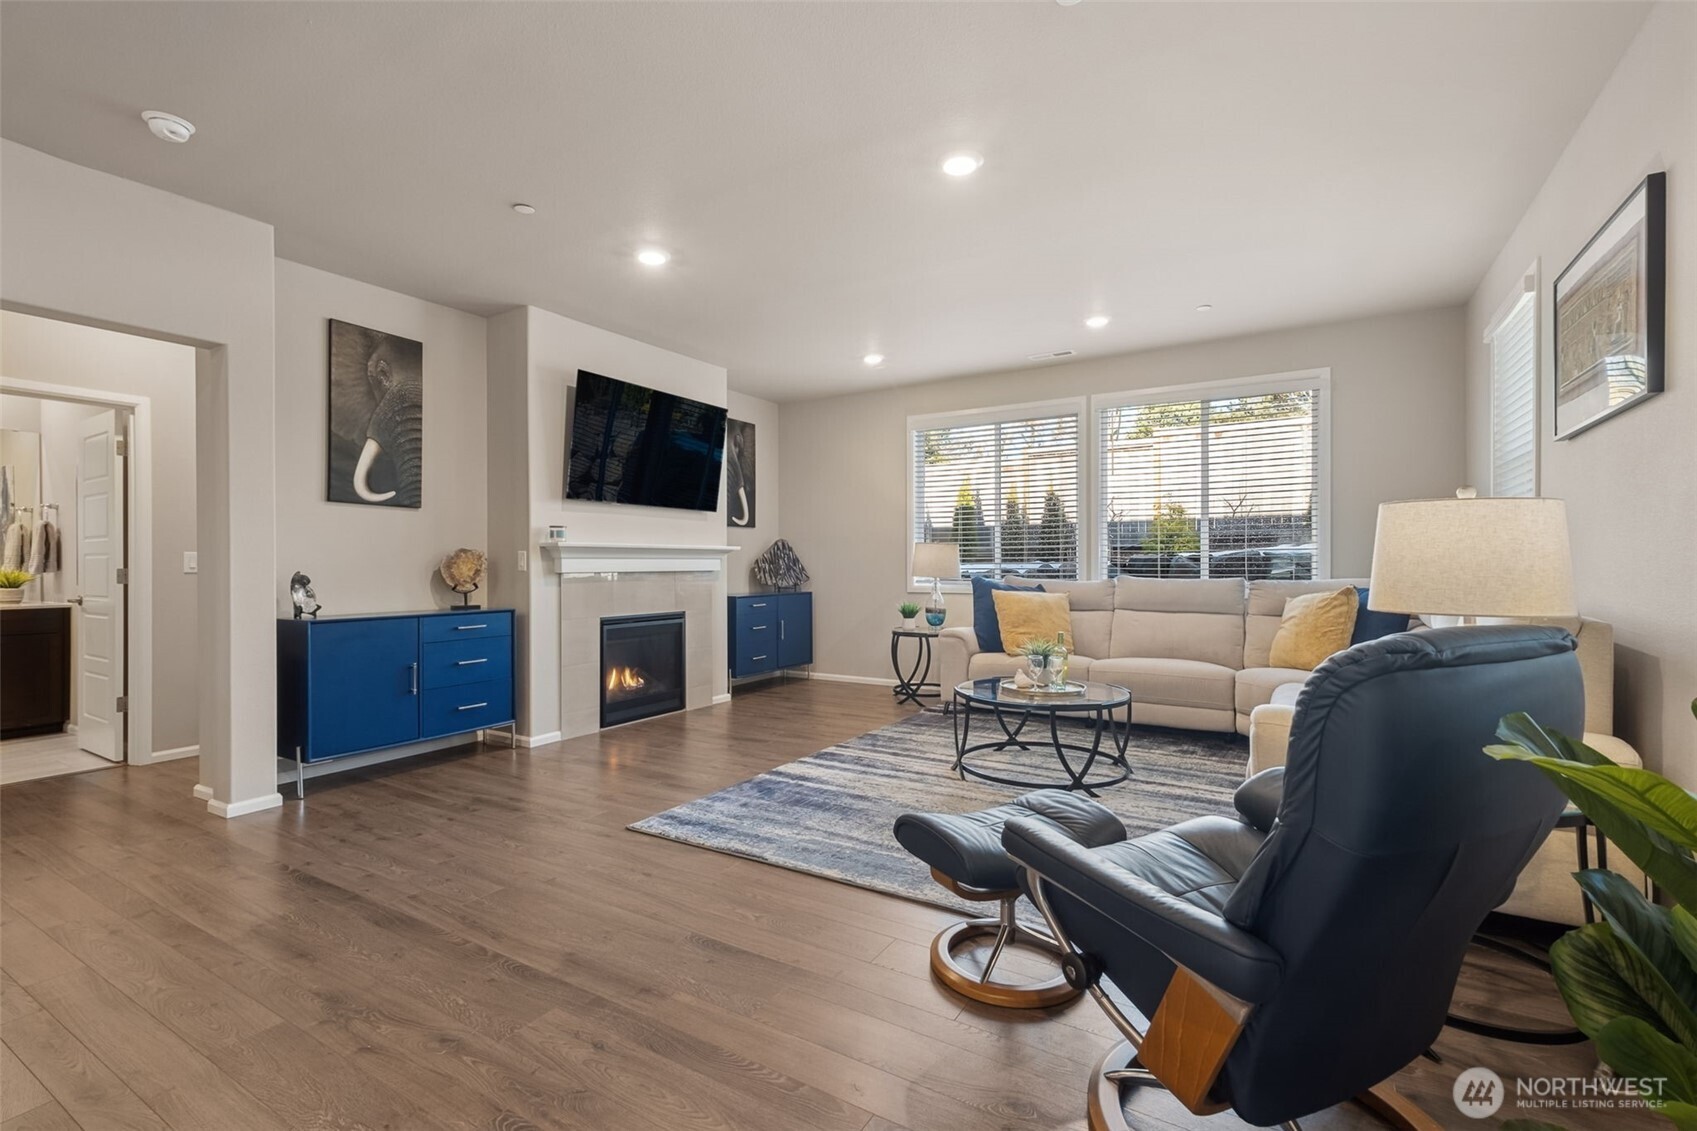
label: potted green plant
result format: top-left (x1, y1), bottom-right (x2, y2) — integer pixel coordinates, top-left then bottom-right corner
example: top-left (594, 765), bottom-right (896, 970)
top-left (897, 601), bottom-right (921, 630)
top-left (1484, 702), bottom-right (1697, 1130)
top-left (0, 568), bottom-right (33, 604)
top-left (1021, 637), bottom-right (1061, 687)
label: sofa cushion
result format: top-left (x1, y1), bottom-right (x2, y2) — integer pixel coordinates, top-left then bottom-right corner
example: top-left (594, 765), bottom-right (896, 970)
top-left (992, 589), bottom-right (1072, 654)
top-left (1268, 586), bottom-right (1358, 670)
top-left (971, 576), bottom-right (1044, 652)
top-left (1244, 578), bottom-right (1368, 668)
top-left (1235, 666), bottom-right (1312, 717)
top-left (967, 652), bottom-right (1096, 684)
top-left (1350, 587), bottom-right (1412, 646)
top-left (1109, 578), bottom-right (1246, 668)
top-left (1090, 657), bottom-right (1237, 711)
top-left (1025, 579), bottom-right (1115, 659)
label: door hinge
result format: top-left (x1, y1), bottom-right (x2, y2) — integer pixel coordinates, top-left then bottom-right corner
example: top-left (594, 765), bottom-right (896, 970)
top-left (116, 696), bottom-right (128, 714)
top-left (116, 568), bottom-right (130, 584)
top-left (116, 436), bottom-right (127, 458)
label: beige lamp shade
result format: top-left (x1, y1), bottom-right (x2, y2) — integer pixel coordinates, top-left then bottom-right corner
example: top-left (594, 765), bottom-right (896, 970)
top-left (1367, 497), bottom-right (1575, 618)
top-left (912, 542), bottom-right (961, 580)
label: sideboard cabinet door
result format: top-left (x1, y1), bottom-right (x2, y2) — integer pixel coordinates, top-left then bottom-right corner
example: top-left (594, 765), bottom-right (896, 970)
top-left (306, 619), bottom-right (420, 759)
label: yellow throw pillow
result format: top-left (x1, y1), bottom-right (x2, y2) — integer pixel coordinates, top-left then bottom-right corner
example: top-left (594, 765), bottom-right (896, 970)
top-left (1268, 586), bottom-right (1360, 671)
top-left (993, 590), bottom-right (1073, 655)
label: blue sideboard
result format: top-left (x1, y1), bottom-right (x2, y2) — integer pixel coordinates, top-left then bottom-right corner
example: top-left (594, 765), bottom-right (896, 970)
top-left (728, 592), bottom-right (812, 679)
top-left (277, 608), bottom-right (515, 796)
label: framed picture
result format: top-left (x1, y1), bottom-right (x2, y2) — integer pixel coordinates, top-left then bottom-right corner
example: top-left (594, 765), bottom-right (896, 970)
top-left (327, 319), bottom-right (423, 507)
top-left (1553, 172), bottom-right (1665, 440)
top-left (726, 418), bottom-right (756, 527)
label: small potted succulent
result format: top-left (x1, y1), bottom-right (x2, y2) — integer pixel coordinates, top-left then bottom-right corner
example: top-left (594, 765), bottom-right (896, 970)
top-left (1021, 637), bottom-right (1060, 686)
top-left (0, 569), bottom-right (34, 605)
top-left (897, 601), bottom-right (920, 630)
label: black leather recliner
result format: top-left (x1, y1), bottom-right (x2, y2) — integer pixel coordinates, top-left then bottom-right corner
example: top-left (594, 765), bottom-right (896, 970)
top-left (1004, 625), bottom-right (1582, 1130)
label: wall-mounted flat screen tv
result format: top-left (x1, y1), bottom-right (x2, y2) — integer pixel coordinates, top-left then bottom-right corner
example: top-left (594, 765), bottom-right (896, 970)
top-left (565, 370), bottom-right (728, 512)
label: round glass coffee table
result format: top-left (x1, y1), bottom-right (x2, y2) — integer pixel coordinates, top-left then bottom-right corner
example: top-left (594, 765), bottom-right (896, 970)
top-left (951, 677), bottom-right (1133, 795)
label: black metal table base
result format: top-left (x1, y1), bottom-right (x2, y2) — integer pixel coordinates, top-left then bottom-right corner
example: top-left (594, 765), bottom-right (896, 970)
top-left (890, 631), bottom-right (940, 706)
top-left (952, 696), bottom-right (1131, 796)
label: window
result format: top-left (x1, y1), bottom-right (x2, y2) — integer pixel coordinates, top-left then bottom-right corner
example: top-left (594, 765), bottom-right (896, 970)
top-left (1096, 375), bottom-right (1327, 580)
top-left (1488, 285), bottom-right (1538, 497)
top-left (910, 403), bottom-right (1081, 584)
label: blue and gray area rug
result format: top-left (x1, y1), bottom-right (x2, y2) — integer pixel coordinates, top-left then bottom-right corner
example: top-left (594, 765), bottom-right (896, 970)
top-left (630, 711), bottom-right (1246, 915)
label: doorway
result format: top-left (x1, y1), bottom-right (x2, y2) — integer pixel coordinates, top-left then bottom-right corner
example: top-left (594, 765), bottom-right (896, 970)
top-left (0, 312), bottom-right (197, 785)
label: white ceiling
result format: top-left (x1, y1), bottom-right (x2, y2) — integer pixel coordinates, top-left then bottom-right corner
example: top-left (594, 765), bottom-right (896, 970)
top-left (0, 2), bottom-right (1647, 402)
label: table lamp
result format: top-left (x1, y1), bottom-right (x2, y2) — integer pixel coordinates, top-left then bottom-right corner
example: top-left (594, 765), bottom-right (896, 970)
top-left (1368, 494), bottom-right (1575, 622)
top-left (912, 542), bottom-right (960, 627)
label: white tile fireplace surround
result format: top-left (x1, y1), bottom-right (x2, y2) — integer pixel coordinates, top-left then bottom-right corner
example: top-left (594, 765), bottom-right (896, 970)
top-left (547, 543), bottom-right (736, 740)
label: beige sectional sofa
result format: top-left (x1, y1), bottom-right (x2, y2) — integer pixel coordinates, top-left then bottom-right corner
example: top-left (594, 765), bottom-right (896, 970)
top-left (936, 577), bottom-right (1645, 926)
top-left (935, 576), bottom-right (1366, 734)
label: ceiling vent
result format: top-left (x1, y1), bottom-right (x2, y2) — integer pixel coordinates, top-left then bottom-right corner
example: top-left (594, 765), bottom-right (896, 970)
top-left (1025, 349), bottom-right (1076, 363)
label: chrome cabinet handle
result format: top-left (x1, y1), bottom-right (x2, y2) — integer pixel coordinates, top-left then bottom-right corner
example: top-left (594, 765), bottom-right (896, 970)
top-left (409, 663), bottom-right (418, 695)
top-left (456, 658), bottom-right (488, 666)
top-left (752, 625), bottom-right (768, 631)
top-left (457, 702), bottom-right (489, 711)
top-left (455, 624), bottom-right (488, 630)
top-left (751, 602), bottom-right (767, 608)
top-left (752, 655), bottom-right (768, 661)
top-left (781, 622), bottom-right (786, 640)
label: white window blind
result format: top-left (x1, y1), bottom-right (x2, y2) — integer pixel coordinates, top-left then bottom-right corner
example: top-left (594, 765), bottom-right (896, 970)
top-left (1097, 383), bottom-right (1324, 580)
top-left (911, 409), bottom-right (1080, 582)
top-left (1488, 291), bottom-right (1537, 497)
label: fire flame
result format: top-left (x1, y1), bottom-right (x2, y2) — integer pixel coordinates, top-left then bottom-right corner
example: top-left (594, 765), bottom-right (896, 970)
top-left (606, 666), bottom-right (648, 694)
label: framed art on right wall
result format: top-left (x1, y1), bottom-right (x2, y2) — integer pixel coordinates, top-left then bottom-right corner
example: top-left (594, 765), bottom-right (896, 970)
top-left (1553, 171), bottom-right (1666, 440)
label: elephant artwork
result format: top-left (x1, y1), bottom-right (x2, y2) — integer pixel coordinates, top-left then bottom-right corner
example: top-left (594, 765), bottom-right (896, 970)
top-left (327, 318), bottom-right (423, 507)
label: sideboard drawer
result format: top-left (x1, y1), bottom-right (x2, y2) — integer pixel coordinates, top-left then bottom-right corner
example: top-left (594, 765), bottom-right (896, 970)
top-left (421, 636), bottom-right (513, 689)
top-left (420, 681), bottom-right (513, 738)
top-left (419, 611), bottom-right (513, 644)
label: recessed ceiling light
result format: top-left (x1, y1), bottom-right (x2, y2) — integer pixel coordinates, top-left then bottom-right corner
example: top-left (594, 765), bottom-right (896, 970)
top-left (511, 203), bottom-right (536, 215)
top-left (1195, 303), bottom-right (1214, 312)
top-left (636, 248), bottom-right (670, 267)
top-left (141, 110), bottom-right (195, 143)
top-left (1056, 0), bottom-right (1084, 6)
top-left (863, 353), bottom-right (885, 367)
top-left (941, 152), bottom-right (983, 178)
top-left (1085, 314), bottom-right (1111, 329)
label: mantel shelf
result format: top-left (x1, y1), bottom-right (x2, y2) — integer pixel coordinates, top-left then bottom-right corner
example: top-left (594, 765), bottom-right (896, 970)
top-left (541, 542), bottom-right (740, 575)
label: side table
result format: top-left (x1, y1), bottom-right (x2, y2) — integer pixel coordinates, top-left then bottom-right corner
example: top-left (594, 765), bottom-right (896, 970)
top-left (890, 627), bottom-right (941, 706)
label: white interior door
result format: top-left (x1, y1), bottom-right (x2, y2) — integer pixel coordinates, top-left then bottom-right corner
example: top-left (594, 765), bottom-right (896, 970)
top-left (76, 410), bottom-right (124, 761)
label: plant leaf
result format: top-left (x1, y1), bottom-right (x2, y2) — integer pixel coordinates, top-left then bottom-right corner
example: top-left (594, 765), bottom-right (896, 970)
top-left (1497, 712), bottom-right (1613, 767)
top-left (1576, 869), bottom-right (1697, 1008)
top-left (1552, 923), bottom-right (1680, 1041)
top-left (1594, 1016), bottom-right (1697, 1105)
top-left (1673, 907), bottom-right (1697, 976)
top-left (1484, 751), bottom-right (1697, 850)
top-left (1485, 747), bottom-right (1697, 908)
top-left (1661, 1102), bottom-right (1697, 1131)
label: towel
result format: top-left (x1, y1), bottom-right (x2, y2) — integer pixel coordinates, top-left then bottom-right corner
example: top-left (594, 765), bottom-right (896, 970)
top-left (40, 521), bottom-right (59, 574)
top-left (1, 519), bottom-right (23, 572)
top-left (24, 517), bottom-right (51, 575)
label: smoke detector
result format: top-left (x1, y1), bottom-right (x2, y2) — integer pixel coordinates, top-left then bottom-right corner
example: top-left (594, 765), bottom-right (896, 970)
top-left (1026, 349), bottom-right (1076, 363)
top-left (142, 111), bottom-right (195, 143)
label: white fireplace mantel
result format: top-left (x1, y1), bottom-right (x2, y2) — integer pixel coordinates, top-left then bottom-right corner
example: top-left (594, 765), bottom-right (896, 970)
top-left (541, 541), bottom-right (739, 575)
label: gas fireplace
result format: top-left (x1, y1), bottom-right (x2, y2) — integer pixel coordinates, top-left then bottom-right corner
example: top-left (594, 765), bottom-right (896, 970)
top-left (599, 612), bottom-right (686, 728)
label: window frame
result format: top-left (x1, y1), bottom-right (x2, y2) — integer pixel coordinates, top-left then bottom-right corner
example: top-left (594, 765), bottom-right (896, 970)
top-left (1089, 368), bottom-right (1333, 582)
top-left (907, 396), bottom-right (1088, 592)
top-left (1485, 265), bottom-right (1540, 498)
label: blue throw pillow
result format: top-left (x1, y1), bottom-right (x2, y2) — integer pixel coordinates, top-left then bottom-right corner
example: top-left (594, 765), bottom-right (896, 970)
top-left (971, 576), bottom-right (1046, 652)
top-left (1350, 587), bottom-right (1409, 646)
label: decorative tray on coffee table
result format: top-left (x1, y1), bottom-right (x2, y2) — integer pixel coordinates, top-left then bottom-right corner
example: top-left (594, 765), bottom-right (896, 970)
top-left (998, 679), bottom-right (1089, 698)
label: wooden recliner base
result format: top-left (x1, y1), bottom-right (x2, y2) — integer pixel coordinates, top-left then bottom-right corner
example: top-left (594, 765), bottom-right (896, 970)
top-left (926, 867), bottom-right (1082, 1010)
top-left (1086, 1041), bottom-right (1442, 1131)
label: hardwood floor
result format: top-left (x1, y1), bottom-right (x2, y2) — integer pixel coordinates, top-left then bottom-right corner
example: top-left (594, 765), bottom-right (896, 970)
top-left (0, 680), bottom-right (1640, 1130)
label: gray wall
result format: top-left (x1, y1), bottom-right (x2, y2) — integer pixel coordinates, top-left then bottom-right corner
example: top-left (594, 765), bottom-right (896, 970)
top-left (726, 389), bottom-right (782, 590)
top-left (1, 310), bottom-right (201, 754)
top-left (273, 259), bottom-right (489, 616)
top-left (1465, 1), bottom-right (1696, 782)
top-left (779, 306), bottom-right (1466, 681)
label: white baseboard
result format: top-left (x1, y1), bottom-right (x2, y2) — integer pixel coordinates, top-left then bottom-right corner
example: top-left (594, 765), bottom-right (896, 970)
top-left (711, 693), bottom-right (732, 705)
top-left (515, 731), bottom-right (561, 748)
top-left (192, 783), bottom-right (214, 801)
top-left (149, 744), bottom-right (199, 764)
top-left (207, 792), bottom-right (283, 819)
top-left (807, 671), bottom-right (898, 689)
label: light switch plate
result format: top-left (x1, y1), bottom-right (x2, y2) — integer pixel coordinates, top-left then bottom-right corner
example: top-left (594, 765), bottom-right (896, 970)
top-left (183, 551), bottom-right (198, 574)
top-left (517, 550), bottom-right (528, 573)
